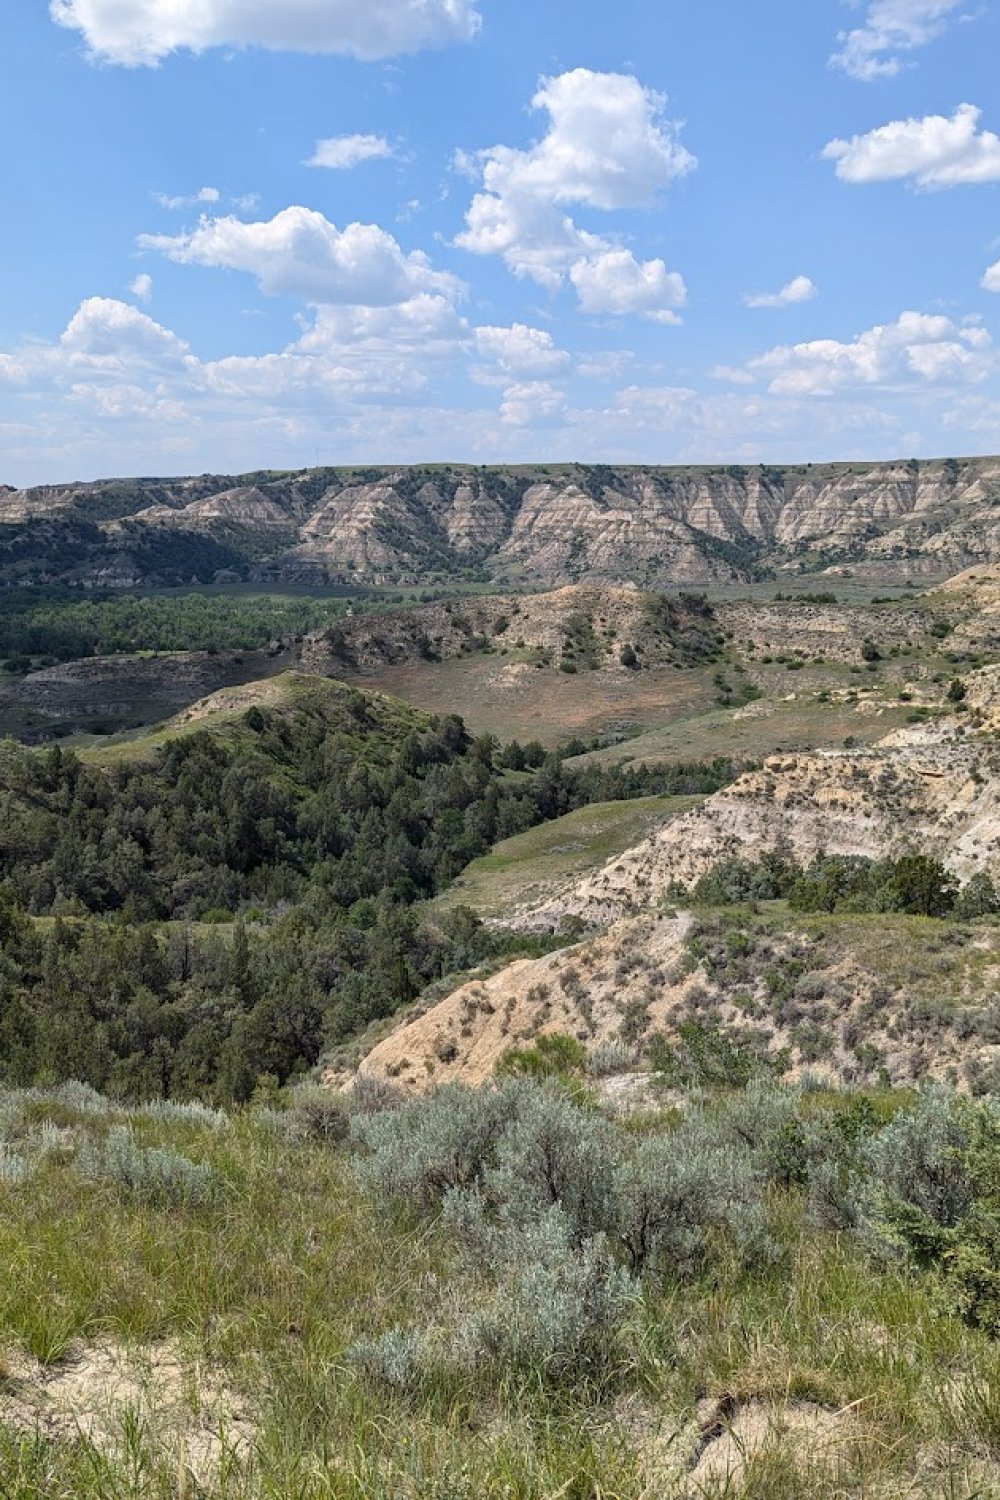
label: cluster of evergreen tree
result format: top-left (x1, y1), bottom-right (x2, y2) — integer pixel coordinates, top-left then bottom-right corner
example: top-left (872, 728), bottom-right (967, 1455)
top-left (689, 849), bottom-right (998, 921)
top-left (0, 700), bottom-right (738, 921)
top-left (0, 686), bottom-right (742, 1100)
top-left (0, 890), bottom-right (545, 1103)
top-left (0, 590), bottom-right (361, 666)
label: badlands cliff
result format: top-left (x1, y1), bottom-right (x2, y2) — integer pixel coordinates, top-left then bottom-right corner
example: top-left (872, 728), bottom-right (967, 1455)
top-left (4, 456), bottom-right (1000, 587)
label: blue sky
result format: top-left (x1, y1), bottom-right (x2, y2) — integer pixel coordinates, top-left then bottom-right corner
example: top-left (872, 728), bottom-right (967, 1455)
top-left (3, 0), bottom-right (1000, 484)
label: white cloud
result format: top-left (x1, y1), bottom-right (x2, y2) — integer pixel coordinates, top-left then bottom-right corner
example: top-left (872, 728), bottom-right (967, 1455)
top-left (140, 206), bottom-right (462, 307)
top-left (830, 0), bottom-right (965, 81)
top-left (473, 324), bottom-right (570, 377)
top-left (499, 381), bottom-right (567, 427)
top-left (129, 273), bottom-right (154, 303)
top-left (0, 298), bottom-right (195, 390)
top-left (738, 310), bottom-right (992, 396)
top-left (982, 259), bottom-right (1000, 292)
top-left (4, 292), bottom-right (1000, 483)
top-left (744, 275), bottom-right (817, 310)
top-left (306, 134), bottom-right (394, 170)
top-left (456, 68), bottom-right (694, 318)
top-left (569, 249), bottom-right (686, 322)
top-left (711, 365), bottom-right (755, 385)
top-left (50, 0), bottom-right (482, 66)
top-left (612, 384), bottom-right (697, 427)
top-left (60, 297), bottom-right (192, 368)
top-left (824, 104), bottom-right (1000, 188)
top-left (464, 68), bottom-right (695, 218)
top-left (154, 186), bottom-right (220, 210)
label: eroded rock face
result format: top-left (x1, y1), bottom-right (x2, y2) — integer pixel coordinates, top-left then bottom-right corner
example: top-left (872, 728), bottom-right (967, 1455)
top-left (523, 735), bottom-right (1000, 932)
top-left (343, 664), bottom-right (1000, 1099)
top-left (6, 458), bottom-right (1000, 586)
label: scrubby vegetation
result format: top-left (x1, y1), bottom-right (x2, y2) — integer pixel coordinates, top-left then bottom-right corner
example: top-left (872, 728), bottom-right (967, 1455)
top-left (3, 1075), bottom-right (1000, 1496)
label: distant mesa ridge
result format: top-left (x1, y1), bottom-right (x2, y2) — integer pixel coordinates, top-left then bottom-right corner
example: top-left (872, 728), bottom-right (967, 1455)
top-left (1, 457), bottom-right (999, 587)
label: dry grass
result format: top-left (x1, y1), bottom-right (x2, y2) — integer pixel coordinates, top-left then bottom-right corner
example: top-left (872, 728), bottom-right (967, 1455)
top-left (344, 655), bottom-right (719, 745)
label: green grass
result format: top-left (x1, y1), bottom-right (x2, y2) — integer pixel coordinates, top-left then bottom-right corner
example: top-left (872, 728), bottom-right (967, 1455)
top-left (573, 691), bottom-right (915, 769)
top-left (344, 655), bottom-right (720, 746)
top-left (78, 671), bottom-right (429, 767)
top-left (437, 794), bottom-right (702, 917)
top-left (1, 1087), bottom-right (999, 1498)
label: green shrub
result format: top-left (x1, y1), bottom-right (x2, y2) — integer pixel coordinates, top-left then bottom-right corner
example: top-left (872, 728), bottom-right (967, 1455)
top-left (647, 1020), bottom-right (774, 1088)
top-left (351, 1081), bottom-right (525, 1209)
top-left (497, 1032), bottom-right (588, 1081)
top-left (76, 1125), bottom-right (220, 1207)
top-left (954, 872), bottom-right (1000, 920)
top-left (612, 1124), bottom-right (766, 1276)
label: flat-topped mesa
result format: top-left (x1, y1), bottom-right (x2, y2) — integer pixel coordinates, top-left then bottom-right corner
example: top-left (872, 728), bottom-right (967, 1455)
top-left (5, 457), bottom-right (1000, 587)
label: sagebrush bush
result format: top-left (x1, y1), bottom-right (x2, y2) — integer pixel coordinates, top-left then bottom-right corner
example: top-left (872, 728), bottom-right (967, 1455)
top-left (448, 1208), bottom-right (639, 1385)
top-left (483, 1085), bottom-right (619, 1239)
top-left (353, 1078), bottom-right (777, 1286)
top-left (0, 1146), bottom-right (30, 1185)
top-left (138, 1098), bottom-right (229, 1130)
top-left (352, 1205), bottom-right (640, 1394)
top-left (613, 1123), bottom-right (767, 1276)
top-left (862, 1087), bottom-right (973, 1233)
top-left (287, 1088), bottom-right (351, 1144)
top-left (587, 1039), bottom-right (637, 1077)
top-left (76, 1125), bottom-right (220, 1207)
top-left (349, 1072), bottom-right (404, 1115)
top-left (49, 1081), bottom-right (113, 1116)
top-left (351, 1081), bottom-right (525, 1209)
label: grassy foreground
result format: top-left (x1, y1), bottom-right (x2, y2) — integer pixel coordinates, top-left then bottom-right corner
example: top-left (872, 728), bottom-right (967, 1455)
top-left (2, 1080), bottom-right (1000, 1498)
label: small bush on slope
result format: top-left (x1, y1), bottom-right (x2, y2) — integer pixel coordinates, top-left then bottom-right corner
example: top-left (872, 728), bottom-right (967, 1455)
top-left (352, 1206), bottom-right (640, 1394)
top-left (76, 1124), bottom-right (220, 1207)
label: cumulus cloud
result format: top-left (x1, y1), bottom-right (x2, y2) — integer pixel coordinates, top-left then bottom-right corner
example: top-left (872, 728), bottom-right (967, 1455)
top-left (50, 0), bottom-right (482, 66)
top-left (140, 206), bottom-right (462, 307)
top-left (983, 259), bottom-right (1000, 292)
top-left (473, 324), bottom-right (570, 377)
top-left (456, 68), bottom-right (693, 318)
top-left (0, 287), bottom-right (469, 429)
top-left (129, 273), bottom-right (154, 303)
top-left (830, 0), bottom-right (965, 81)
top-left (0, 298), bottom-right (195, 389)
top-left (154, 186), bottom-right (220, 210)
top-left (60, 297), bottom-right (192, 368)
top-left (306, 134), bottom-right (394, 170)
top-left (734, 310), bottom-right (992, 396)
top-left (569, 250), bottom-right (686, 322)
top-left (824, 104), bottom-right (1000, 188)
top-left (744, 275), bottom-right (817, 310)
top-left (462, 68), bottom-right (695, 217)
top-left (499, 381), bottom-right (567, 427)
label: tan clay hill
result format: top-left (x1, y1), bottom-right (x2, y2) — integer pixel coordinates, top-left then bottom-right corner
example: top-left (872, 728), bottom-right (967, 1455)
top-left (6, 456), bottom-right (1000, 587)
top-left (344, 578), bottom-right (1000, 1097)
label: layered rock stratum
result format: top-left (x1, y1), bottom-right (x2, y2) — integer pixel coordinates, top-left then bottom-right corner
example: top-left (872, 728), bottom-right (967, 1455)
top-left (4, 457), bottom-right (1000, 587)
